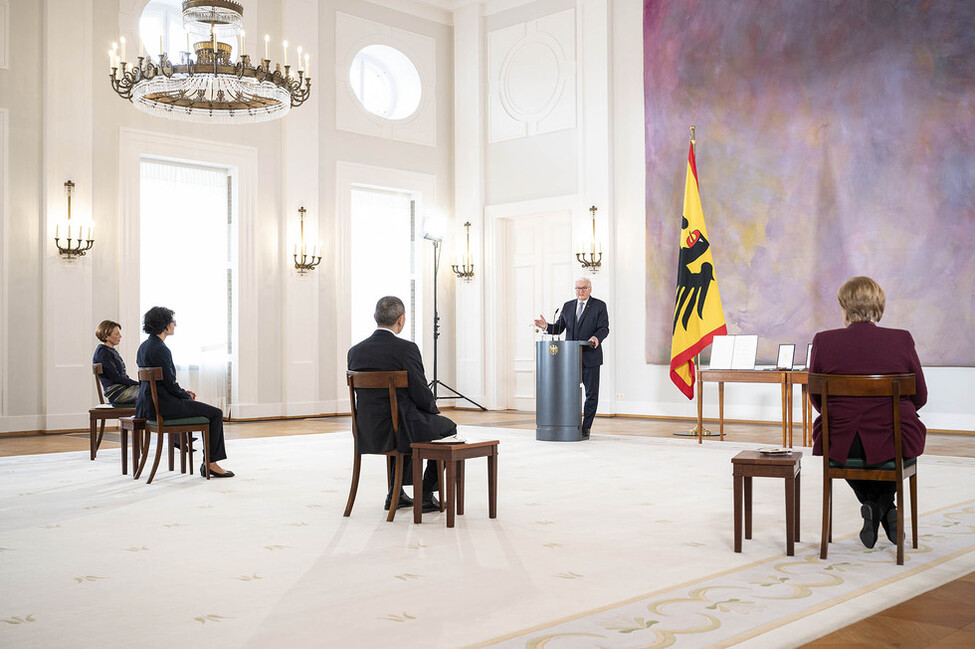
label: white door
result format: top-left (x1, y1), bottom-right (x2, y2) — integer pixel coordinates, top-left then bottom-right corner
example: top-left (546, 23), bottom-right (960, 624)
top-left (504, 211), bottom-right (574, 411)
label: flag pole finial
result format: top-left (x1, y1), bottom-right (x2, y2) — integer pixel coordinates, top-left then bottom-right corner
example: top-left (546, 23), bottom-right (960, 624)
top-left (690, 125), bottom-right (696, 143)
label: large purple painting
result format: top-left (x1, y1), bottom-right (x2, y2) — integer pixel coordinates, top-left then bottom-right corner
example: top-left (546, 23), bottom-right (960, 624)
top-left (644, 0), bottom-right (975, 366)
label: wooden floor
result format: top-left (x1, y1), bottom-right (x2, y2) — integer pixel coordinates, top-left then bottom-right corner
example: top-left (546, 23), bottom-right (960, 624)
top-left (3, 410), bottom-right (974, 647)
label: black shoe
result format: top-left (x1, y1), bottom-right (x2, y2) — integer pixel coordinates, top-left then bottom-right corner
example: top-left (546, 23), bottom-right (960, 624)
top-left (859, 503), bottom-right (880, 548)
top-left (881, 506), bottom-right (899, 544)
top-left (384, 489), bottom-right (413, 511)
top-left (200, 463), bottom-right (234, 478)
top-left (422, 495), bottom-right (441, 513)
top-left (581, 428), bottom-right (591, 440)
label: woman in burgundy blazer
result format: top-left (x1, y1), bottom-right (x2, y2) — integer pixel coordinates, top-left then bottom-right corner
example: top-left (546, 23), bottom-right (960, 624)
top-left (809, 276), bottom-right (927, 548)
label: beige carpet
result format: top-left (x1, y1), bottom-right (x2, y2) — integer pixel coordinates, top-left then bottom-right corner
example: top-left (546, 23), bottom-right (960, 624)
top-left (2, 429), bottom-right (974, 648)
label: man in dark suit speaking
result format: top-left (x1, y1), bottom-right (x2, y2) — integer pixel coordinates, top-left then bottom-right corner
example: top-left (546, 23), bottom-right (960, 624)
top-left (348, 296), bottom-right (455, 512)
top-left (534, 277), bottom-right (610, 439)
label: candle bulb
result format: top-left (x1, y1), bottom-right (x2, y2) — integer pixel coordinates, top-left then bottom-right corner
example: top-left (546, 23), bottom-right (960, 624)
top-left (264, 34), bottom-right (269, 60)
top-left (297, 46), bottom-right (303, 71)
top-left (159, 36), bottom-right (163, 56)
top-left (304, 53), bottom-right (310, 77)
top-left (238, 30), bottom-right (244, 60)
top-left (186, 32), bottom-right (190, 55)
top-left (283, 40), bottom-right (289, 67)
top-left (120, 36), bottom-right (126, 62)
top-left (140, 38), bottom-right (144, 58)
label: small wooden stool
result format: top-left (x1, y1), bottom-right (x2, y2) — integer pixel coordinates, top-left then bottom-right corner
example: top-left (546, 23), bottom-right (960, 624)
top-left (118, 416), bottom-right (146, 478)
top-left (411, 440), bottom-right (499, 528)
top-left (732, 450), bottom-right (802, 556)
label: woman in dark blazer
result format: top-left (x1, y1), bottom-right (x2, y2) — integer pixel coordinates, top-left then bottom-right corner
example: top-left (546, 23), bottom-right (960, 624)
top-left (136, 306), bottom-right (234, 478)
top-left (92, 319), bottom-right (139, 404)
top-left (810, 276), bottom-right (926, 548)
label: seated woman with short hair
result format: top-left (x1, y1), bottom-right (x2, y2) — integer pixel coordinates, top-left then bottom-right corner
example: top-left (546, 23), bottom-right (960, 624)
top-left (92, 319), bottom-right (139, 405)
top-left (136, 306), bottom-right (234, 478)
top-left (809, 276), bottom-right (927, 549)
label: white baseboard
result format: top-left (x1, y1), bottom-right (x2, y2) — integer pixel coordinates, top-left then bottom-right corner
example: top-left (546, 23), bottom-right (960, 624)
top-left (0, 414), bottom-right (45, 434)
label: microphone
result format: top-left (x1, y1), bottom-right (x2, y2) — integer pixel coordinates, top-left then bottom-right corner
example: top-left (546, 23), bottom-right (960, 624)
top-left (548, 307), bottom-right (561, 339)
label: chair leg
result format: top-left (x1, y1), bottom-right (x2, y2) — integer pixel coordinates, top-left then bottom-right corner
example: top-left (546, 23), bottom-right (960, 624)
top-left (202, 426), bottom-right (211, 479)
top-left (187, 433), bottom-right (194, 475)
top-left (134, 430), bottom-right (151, 479)
top-left (910, 474), bottom-right (918, 549)
top-left (896, 480), bottom-right (905, 565)
top-left (147, 432), bottom-right (165, 484)
top-left (95, 419), bottom-right (107, 458)
top-left (168, 437), bottom-right (175, 472)
top-left (344, 455), bottom-right (361, 517)
top-left (89, 415), bottom-right (98, 460)
top-left (121, 427), bottom-right (128, 475)
top-left (387, 454), bottom-right (404, 523)
top-left (820, 478), bottom-right (831, 560)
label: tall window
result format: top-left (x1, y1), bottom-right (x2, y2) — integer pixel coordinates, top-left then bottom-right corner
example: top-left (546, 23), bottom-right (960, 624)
top-left (350, 189), bottom-right (421, 346)
top-left (140, 160), bottom-right (232, 411)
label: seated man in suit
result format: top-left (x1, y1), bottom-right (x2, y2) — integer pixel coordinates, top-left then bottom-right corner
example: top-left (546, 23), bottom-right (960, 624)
top-left (348, 296), bottom-right (456, 512)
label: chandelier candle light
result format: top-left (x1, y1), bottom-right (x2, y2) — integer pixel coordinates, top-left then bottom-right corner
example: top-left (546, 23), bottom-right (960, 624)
top-left (54, 180), bottom-right (94, 259)
top-left (109, 0), bottom-right (311, 124)
top-left (450, 221), bottom-right (475, 281)
top-left (576, 205), bottom-right (603, 272)
top-left (293, 206), bottom-right (322, 274)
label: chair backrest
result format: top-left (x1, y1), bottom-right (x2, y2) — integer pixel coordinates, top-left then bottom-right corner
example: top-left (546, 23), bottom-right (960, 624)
top-left (92, 364), bottom-right (106, 404)
top-left (346, 370), bottom-right (408, 453)
top-left (138, 366), bottom-right (165, 425)
top-left (807, 373), bottom-right (916, 465)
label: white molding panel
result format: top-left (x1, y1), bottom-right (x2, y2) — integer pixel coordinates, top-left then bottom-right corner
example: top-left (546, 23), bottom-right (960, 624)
top-left (487, 8), bottom-right (576, 142)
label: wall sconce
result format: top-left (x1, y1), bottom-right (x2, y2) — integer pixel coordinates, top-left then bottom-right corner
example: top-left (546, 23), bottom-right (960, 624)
top-left (55, 180), bottom-right (95, 259)
top-left (293, 206), bottom-right (322, 274)
top-left (576, 205), bottom-right (602, 272)
top-left (450, 221), bottom-right (475, 281)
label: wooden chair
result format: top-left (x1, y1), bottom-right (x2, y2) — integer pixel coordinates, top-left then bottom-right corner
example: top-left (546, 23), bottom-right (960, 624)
top-left (809, 373), bottom-right (918, 565)
top-left (345, 370), bottom-right (410, 522)
top-left (133, 367), bottom-right (211, 484)
top-left (88, 363), bottom-right (136, 463)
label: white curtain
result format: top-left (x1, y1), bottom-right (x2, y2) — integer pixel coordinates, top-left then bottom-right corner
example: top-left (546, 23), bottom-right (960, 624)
top-left (350, 188), bottom-right (422, 347)
top-left (140, 160), bottom-right (230, 412)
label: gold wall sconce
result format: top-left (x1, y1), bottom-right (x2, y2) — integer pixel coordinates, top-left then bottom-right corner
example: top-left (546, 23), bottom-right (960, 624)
top-left (450, 221), bottom-right (475, 281)
top-left (576, 205), bottom-right (602, 272)
top-left (293, 206), bottom-right (322, 274)
top-left (55, 180), bottom-right (94, 259)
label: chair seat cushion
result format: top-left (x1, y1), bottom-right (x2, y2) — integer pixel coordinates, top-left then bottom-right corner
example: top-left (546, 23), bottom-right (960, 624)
top-left (830, 457), bottom-right (917, 470)
top-left (112, 402), bottom-right (137, 408)
top-left (146, 417), bottom-right (209, 427)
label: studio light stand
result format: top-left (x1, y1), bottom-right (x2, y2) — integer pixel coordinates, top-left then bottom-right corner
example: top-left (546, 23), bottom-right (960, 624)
top-left (425, 235), bottom-right (487, 410)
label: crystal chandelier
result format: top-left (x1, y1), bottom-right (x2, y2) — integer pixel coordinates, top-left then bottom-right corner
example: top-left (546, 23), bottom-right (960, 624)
top-left (109, 0), bottom-right (311, 124)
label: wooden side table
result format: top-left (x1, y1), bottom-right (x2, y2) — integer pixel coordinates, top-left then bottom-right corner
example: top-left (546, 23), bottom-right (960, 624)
top-left (732, 450), bottom-right (802, 556)
top-left (411, 440), bottom-right (499, 528)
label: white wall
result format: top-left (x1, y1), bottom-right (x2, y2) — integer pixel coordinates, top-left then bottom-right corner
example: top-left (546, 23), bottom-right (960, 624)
top-left (0, 0), bottom-right (971, 435)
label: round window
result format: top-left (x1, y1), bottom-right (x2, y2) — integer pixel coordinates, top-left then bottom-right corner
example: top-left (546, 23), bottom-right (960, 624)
top-left (349, 45), bottom-right (422, 120)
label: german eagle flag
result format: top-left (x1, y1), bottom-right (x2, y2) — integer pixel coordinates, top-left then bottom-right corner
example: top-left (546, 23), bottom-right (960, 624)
top-left (669, 139), bottom-right (727, 399)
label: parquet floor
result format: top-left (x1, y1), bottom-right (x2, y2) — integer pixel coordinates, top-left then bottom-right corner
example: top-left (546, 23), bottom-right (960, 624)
top-left (3, 410), bottom-right (973, 647)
